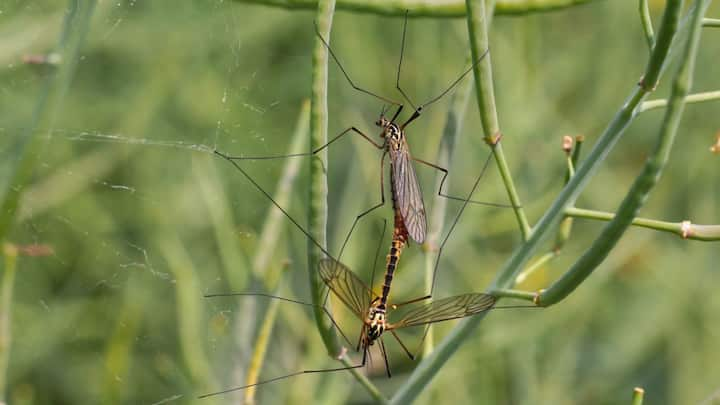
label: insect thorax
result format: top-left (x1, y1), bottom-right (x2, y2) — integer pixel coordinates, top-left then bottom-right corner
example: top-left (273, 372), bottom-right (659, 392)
top-left (366, 304), bottom-right (387, 342)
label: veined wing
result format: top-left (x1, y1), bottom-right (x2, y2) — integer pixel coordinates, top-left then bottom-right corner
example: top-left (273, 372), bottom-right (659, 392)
top-left (391, 144), bottom-right (426, 244)
top-left (318, 258), bottom-right (377, 320)
top-left (389, 293), bottom-right (496, 329)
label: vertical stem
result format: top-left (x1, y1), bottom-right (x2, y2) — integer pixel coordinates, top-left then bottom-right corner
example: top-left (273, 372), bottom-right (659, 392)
top-left (639, 0), bottom-right (656, 52)
top-left (632, 387), bottom-right (645, 405)
top-left (0, 0), bottom-right (97, 242)
top-left (0, 246), bottom-right (18, 402)
top-left (308, 0), bottom-right (340, 357)
top-left (465, 0), bottom-right (531, 240)
top-left (244, 265), bottom-right (290, 405)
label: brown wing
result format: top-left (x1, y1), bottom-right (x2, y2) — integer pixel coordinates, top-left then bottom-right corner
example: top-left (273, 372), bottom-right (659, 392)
top-left (388, 293), bottom-right (496, 329)
top-left (318, 258), bottom-right (377, 320)
top-left (391, 143), bottom-right (426, 244)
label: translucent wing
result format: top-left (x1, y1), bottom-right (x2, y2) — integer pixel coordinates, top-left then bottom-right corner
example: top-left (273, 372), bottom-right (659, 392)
top-left (391, 143), bottom-right (426, 244)
top-left (318, 258), bottom-right (377, 320)
top-left (389, 293), bottom-right (496, 329)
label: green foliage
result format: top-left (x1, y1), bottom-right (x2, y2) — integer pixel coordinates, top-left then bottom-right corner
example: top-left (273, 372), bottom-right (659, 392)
top-left (1, 1), bottom-right (719, 404)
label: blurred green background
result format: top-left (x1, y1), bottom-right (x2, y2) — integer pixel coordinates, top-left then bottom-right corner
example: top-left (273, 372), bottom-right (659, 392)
top-left (1, 1), bottom-right (719, 404)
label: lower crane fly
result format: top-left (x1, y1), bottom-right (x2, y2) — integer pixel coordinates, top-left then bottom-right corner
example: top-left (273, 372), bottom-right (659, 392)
top-left (201, 155), bottom-right (532, 399)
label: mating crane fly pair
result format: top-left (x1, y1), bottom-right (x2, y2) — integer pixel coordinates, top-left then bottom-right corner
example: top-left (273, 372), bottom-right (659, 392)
top-left (205, 12), bottom-right (524, 399)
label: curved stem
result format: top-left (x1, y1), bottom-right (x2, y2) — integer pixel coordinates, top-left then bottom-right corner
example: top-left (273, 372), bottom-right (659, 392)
top-left (309, 0), bottom-right (339, 361)
top-left (639, 0), bottom-right (655, 52)
top-left (233, 0), bottom-right (604, 18)
top-left (639, 90), bottom-right (720, 112)
top-left (390, 1), bottom-right (688, 402)
top-left (540, 0), bottom-right (711, 306)
top-left (565, 207), bottom-right (720, 241)
top-left (465, 0), bottom-right (531, 240)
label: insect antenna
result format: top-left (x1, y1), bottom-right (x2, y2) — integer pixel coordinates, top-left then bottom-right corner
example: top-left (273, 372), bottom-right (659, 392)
top-left (313, 21), bottom-right (401, 106)
top-left (395, 10), bottom-right (417, 111)
top-left (417, 48), bottom-right (489, 111)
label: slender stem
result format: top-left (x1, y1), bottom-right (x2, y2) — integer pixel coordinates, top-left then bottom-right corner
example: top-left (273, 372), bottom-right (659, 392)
top-left (0, 0), bottom-right (97, 243)
top-left (0, 245), bottom-right (18, 402)
top-left (391, 1), bottom-right (687, 401)
top-left (539, 0), bottom-right (711, 307)
top-left (309, 0), bottom-right (339, 356)
top-left (465, 0), bottom-right (531, 240)
top-left (703, 18), bottom-right (720, 27)
top-left (490, 288), bottom-right (536, 302)
top-left (641, 0), bottom-right (686, 91)
top-left (632, 387), bottom-right (645, 405)
top-left (244, 264), bottom-right (290, 405)
top-left (160, 237), bottom-right (217, 391)
top-left (639, 90), bottom-right (720, 112)
top-left (232, 0), bottom-right (604, 18)
top-left (639, 0), bottom-right (655, 51)
top-left (515, 251), bottom-right (557, 284)
top-left (566, 207), bottom-right (720, 241)
top-left (309, 2), bottom-right (385, 402)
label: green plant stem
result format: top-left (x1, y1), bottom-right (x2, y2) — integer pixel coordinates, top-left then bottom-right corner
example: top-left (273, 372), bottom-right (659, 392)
top-left (309, 0), bottom-right (339, 357)
top-left (539, 0), bottom-right (710, 307)
top-left (465, 0), bottom-right (531, 240)
top-left (639, 90), bottom-right (720, 112)
top-left (309, 2), bottom-right (385, 402)
top-left (0, 246), bottom-right (18, 402)
top-left (565, 207), bottom-right (720, 241)
top-left (244, 264), bottom-right (290, 405)
top-left (160, 237), bottom-right (217, 391)
top-left (391, 1), bottom-right (687, 402)
top-left (490, 288), bottom-right (536, 302)
top-left (639, 0), bottom-right (655, 51)
top-left (515, 251), bottom-right (557, 284)
top-left (0, 0), bottom-right (96, 243)
top-left (632, 387), bottom-right (645, 405)
top-left (703, 18), bottom-right (720, 27)
top-left (233, 0), bottom-right (603, 17)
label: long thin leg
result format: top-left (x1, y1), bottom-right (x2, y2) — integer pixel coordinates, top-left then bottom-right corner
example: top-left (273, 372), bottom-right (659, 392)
top-left (218, 126), bottom-right (383, 161)
top-left (337, 151), bottom-right (388, 261)
top-left (390, 294), bottom-right (431, 309)
top-left (412, 153), bottom-right (517, 208)
top-left (390, 330), bottom-right (415, 361)
top-left (379, 337), bottom-right (392, 378)
top-left (313, 22), bottom-right (400, 106)
top-left (408, 159), bottom-right (489, 358)
top-left (214, 151), bottom-right (333, 259)
top-left (204, 292), bottom-right (354, 349)
top-left (198, 348), bottom-right (368, 398)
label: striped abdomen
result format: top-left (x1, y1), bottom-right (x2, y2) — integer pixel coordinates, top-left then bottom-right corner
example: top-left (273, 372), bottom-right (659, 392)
top-left (380, 209), bottom-right (408, 308)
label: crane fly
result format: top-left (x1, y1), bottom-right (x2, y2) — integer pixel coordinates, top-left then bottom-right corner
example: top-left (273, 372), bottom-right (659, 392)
top-left (215, 12), bottom-right (508, 249)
